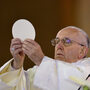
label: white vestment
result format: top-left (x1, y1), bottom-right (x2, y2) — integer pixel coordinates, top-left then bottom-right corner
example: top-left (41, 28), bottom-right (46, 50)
top-left (0, 56), bottom-right (90, 90)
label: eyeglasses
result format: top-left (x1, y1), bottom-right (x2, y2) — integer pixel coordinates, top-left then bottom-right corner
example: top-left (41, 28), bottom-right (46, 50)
top-left (51, 37), bottom-right (85, 47)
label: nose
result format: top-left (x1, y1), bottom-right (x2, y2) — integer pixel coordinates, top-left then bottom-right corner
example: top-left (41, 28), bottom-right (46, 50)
top-left (56, 41), bottom-right (64, 50)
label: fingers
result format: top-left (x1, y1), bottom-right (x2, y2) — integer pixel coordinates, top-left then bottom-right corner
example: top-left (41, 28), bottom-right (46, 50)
top-left (22, 39), bottom-right (40, 56)
top-left (24, 39), bottom-right (39, 46)
top-left (22, 39), bottom-right (44, 65)
top-left (14, 48), bottom-right (23, 55)
top-left (10, 38), bottom-right (40, 57)
top-left (10, 45), bottom-right (22, 53)
top-left (22, 39), bottom-right (38, 51)
top-left (22, 47), bottom-right (29, 56)
top-left (13, 45), bottom-right (22, 49)
top-left (22, 41), bottom-right (34, 55)
top-left (22, 41), bottom-right (34, 50)
top-left (10, 38), bottom-right (22, 54)
top-left (11, 38), bottom-right (22, 47)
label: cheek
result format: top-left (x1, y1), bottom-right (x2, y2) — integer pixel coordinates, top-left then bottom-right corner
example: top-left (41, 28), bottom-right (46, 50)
top-left (54, 47), bottom-right (57, 55)
top-left (64, 46), bottom-right (80, 59)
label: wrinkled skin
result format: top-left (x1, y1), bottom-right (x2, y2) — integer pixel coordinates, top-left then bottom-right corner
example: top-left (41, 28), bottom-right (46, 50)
top-left (55, 27), bottom-right (88, 63)
top-left (10, 38), bottom-right (44, 69)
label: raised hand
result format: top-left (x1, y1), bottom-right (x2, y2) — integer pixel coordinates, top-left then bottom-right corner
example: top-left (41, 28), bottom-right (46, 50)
top-left (10, 38), bottom-right (25, 69)
top-left (22, 39), bottom-right (44, 66)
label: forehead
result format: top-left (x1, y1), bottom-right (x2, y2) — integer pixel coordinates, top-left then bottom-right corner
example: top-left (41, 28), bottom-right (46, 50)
top-left (56, 28), bottom-right (86, 43)
top-left (57, 28), bottom-right (80, 38)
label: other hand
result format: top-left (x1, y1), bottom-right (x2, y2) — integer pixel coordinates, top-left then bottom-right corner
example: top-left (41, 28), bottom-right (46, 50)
top-left (22, 39), bottom-right (44, 66)
top-left (10, 38), bottom-right (25, 69)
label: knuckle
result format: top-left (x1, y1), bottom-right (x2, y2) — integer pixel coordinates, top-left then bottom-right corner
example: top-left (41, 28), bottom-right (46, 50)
top-left (31, 50), bottom-right (34, 55)
top-left (36, 45), bottom-right (40, 49)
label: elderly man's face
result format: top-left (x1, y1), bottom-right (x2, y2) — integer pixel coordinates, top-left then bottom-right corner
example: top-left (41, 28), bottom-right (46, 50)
top-left (54, 28), bottom-right (88, 63)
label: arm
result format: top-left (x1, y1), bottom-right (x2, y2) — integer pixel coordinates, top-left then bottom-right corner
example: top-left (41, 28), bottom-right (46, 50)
top-left (0, 38), bottom-right (26, 89)
top-left (0, 38), bottom-right (44, 90)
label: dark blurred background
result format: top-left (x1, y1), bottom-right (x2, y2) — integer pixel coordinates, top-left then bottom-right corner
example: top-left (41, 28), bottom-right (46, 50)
top-left (0, 0), bottom-right (90, 69)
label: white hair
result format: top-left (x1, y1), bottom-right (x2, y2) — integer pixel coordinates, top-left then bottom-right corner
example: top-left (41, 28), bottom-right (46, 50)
top-left (62, 26), bottom-right (90, 48)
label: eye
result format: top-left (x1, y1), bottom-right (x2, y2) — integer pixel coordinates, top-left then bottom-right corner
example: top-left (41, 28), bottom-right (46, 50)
top-left (64, 38), bottom-right (72, 44)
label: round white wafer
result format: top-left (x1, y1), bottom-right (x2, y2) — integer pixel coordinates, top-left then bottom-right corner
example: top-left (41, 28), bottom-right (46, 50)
top-left (12, 19), bottom-right (36, 41)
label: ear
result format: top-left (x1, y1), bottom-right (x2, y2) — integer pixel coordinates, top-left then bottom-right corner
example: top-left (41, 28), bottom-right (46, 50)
top-left (78, 46), bottom-right (88, 59)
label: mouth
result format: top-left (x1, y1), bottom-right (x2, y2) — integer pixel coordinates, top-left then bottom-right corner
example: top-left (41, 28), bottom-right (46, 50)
top-left (57, 53), bottom-right (64, 56)
top-left (56, 48), bottom-right (64, 57)
top-left (55, 53), bottom-right (65, 60)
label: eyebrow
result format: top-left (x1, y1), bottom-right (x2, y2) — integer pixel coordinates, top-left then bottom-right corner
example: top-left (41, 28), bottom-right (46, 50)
top-left (56, 37), bottom-right (70, 39)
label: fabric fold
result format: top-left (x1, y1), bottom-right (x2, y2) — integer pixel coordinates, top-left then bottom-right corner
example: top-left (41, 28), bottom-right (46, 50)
top-left (0, 58), bottom-right (26, 90)
top-left (34, 57), bottom-right (58, 90)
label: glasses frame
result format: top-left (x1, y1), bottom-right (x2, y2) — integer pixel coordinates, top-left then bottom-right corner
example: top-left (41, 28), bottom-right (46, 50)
top-left (51, 37), bottom-right (85, 47)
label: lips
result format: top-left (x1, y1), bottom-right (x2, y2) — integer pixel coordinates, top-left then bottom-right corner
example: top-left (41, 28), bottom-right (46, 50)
top-left (57, 53), bottom-right (64, 56)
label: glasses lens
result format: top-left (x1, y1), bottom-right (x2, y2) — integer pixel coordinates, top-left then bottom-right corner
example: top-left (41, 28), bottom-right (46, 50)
top-left (51, 39), bottom-right (56, 46)
top-left (51, 38), bottom-right (60, 46)
top-left (62, 38), bottom-right (72, 46)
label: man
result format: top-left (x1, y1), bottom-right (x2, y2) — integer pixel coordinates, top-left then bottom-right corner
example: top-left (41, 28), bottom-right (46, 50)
top-left (0, 26), bottom-right (90, 90)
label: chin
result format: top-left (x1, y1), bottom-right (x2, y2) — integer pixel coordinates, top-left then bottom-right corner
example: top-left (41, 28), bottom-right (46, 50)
top-left (55, 56), bottom-right (65, 61)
